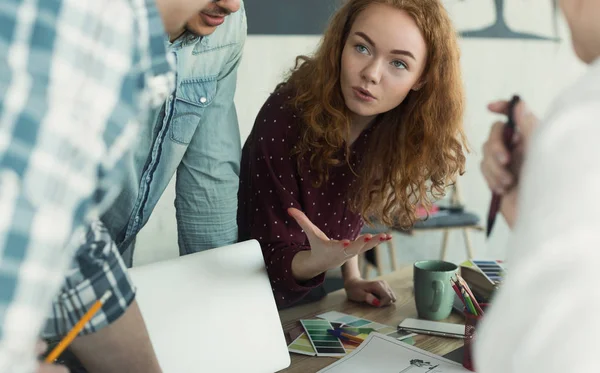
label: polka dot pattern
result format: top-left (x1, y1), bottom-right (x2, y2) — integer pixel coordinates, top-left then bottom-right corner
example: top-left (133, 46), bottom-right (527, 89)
top-left (237, 88), bottom-right (373, 308)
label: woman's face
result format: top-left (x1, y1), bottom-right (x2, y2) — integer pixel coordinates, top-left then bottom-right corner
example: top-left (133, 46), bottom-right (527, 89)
top-left (340, 4), bottom-right (428, 123)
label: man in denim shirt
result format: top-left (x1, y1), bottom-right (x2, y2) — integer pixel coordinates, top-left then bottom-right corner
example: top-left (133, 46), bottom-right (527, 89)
top-left (103, 0), bottom-right (247, 265)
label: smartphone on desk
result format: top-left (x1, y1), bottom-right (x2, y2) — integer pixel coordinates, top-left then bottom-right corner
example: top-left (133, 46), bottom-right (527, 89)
top-left (398, 318), bottom-right (465, 339)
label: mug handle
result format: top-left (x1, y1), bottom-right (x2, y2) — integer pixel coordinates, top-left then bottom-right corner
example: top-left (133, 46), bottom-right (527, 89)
top-left (431, 280), bottom-right (443, 312)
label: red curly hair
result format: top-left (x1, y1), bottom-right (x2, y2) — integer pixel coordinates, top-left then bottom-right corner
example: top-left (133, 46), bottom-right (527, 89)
top-left (284, 0), bottom-right (467, 228)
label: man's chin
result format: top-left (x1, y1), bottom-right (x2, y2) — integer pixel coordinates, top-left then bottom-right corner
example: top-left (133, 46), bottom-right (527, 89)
top-left (186, 24), bottom-right (218, 37)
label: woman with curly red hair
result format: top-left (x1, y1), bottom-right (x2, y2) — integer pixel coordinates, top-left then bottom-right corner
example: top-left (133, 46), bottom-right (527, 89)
top-left (237, 0), bottom-right (467, 308)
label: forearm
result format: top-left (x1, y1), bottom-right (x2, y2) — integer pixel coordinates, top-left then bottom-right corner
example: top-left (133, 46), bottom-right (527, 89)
top-left (341, 256), bottom-right (361, 281)
top-left (43, 222), bottom-right (149, 373)
top-left (291, 250), bottom-right (325, 281)
top-left (70, 300), bottom-right (161, 373)
top-left (292, 250), bottom-right (362, 283)
top-left (500, 192), bottom-right (518, 228)
top-left (266, 245), bottom-right (326, 308)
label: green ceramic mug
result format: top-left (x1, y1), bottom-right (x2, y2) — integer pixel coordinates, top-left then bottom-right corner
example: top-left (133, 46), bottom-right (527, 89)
top-left (413, 260), bottom-right (458, 321)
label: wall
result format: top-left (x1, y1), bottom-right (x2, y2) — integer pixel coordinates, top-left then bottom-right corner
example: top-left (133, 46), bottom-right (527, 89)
top-left (134, 1), bottom-right (585, 268)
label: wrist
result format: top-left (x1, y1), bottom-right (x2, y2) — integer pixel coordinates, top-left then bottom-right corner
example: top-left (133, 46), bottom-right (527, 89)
top-left (343, 275), bottom-right (363, 288)
top-left (500, 193), bottom-right (518, 228)
top-left (291, 250), bottom-right (325, 282)
top-left (341, 256), bottom-right (362, 284)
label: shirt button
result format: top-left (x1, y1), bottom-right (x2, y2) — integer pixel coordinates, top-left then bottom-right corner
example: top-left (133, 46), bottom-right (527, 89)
top-left (200, 97), bottom-right (207, 104)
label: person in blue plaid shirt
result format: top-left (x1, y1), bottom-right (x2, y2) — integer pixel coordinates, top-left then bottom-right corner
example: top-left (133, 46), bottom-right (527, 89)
top-left (49, 2), bottom-right (246, 371)
top-left (0, 0), bottom-right (214, 372)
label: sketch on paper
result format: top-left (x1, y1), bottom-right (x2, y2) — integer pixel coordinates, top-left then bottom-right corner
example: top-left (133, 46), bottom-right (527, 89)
top-left (399, 359), bottom-right (440, 373)
top-left (317, 334), bottom-right (469, 373)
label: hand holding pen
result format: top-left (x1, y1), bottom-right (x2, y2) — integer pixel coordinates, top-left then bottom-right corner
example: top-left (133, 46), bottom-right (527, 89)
top-left (481, 96), bottom-right (539, 233)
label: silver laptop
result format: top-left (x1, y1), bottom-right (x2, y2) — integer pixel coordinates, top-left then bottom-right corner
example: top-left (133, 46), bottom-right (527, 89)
top-left (129, 240), bottom-right (291, 372)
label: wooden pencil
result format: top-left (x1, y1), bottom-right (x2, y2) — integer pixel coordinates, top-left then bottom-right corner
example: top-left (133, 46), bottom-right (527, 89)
top-left (45, 290), bottom-right (112, 363)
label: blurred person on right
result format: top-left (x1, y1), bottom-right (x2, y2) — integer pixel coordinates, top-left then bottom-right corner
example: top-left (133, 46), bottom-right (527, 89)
top-left (476, 0), bottom-right (600, 372)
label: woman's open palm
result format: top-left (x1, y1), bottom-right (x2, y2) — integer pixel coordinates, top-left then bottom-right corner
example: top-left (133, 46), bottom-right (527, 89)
top-left (287, 208), bottom-right (391, 273)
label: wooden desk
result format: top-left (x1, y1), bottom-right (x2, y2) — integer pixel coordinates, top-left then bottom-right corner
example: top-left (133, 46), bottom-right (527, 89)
top-left (278, 266), bottom-right (464, 373)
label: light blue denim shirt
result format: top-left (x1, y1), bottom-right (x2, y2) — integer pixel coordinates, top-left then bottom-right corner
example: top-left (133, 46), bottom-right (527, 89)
top-left (103, 3), bottom-right (247, 263)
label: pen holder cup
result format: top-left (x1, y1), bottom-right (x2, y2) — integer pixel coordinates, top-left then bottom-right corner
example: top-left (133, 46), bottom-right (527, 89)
top-left (463, 303), bottom-right (488, 372)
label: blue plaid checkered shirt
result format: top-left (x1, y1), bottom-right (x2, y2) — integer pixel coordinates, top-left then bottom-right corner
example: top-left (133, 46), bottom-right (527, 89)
top-left (0, 0), bottom-right (174, 371)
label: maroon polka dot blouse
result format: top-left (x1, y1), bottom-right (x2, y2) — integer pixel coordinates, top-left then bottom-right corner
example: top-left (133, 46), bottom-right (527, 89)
top-left (237, 88), bottom-right (374, 308)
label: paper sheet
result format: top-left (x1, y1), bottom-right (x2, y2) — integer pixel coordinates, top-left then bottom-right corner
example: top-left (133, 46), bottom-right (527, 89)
top-left (317, 333), bottom-right (470, 373)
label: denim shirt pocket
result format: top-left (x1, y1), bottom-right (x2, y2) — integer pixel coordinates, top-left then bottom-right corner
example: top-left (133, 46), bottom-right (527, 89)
top-left (170, 77), bottom-right (217, 144)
